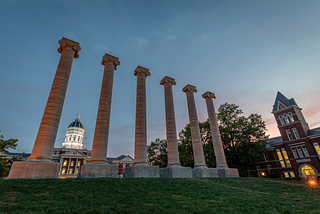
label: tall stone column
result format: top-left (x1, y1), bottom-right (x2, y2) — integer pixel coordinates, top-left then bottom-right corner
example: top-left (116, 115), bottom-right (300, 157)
top-left (182, 85), bottom-right (206, 168)
top-left (159, 77), bottom-right (192, 178)
top-left (8, 38), bottom-right (80, 179)
top-left (202, 92), bottom-right (228, 168)
top-left (90, 54), bottom-right (120, 163)
top-left (183, 84), bottom-right (218, 178)
top-left (79, 54), bottom-right (119, 178)
top-left (133, 66), bottom-right (150, 165)
top-left (202, 91), bottom-right (239, 178)
top-left (123, 66), bottom-right (159, 178)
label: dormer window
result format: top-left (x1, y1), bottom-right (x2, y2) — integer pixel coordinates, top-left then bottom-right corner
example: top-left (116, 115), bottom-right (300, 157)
top-left (279, 115), bottom-right (285, 125)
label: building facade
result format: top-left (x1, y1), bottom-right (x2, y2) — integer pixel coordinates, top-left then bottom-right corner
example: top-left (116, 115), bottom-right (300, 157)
top-left (249, 92), bottom-right (320, 180)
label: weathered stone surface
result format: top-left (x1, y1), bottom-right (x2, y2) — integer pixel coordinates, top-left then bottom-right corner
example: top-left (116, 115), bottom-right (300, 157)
top-left (28, 38), bottom-right (81, 162)
top-left (218, 168), bottom-right (239, 177)
top-left (78, 163), bottom-right (118, 178)
top-left (123, 165), bottom-right (160, 178)
top-left (182, 84), bottom-right (206, 167)
top-left (160, 166), bottom-right (192, 178)
top-left (192, 167), bottom-right (218, 178)
top-left (133, 66), bottom-right (150, 165)
top-left (160, 76), bottom-right (180, 166)
top-left (8, 162), bottom-right (60, 179)
top-left (90, 54), bottom-right (120, 163)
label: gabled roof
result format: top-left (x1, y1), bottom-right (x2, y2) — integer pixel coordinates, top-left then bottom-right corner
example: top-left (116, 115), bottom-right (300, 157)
top-left (266, 136), bottom-right (283, 148)
top-left (107, 155), bottom-right (133, 162)
top-left (272, 91), bottom-right (299, 112)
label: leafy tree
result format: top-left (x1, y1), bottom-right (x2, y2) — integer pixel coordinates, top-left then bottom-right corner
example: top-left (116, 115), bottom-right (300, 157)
top-left (178, 103), bottom-right (268, 176)
top-left (147, 139), bottom-right (168, 168)
top-left (0, 156), bottom-right (7, 177)
top-left (0, 131), bottom-right (18, 153)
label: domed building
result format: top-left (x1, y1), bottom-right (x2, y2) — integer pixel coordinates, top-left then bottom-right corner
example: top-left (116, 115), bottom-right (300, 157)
top-left (62, 113), bottom-right (85, 149)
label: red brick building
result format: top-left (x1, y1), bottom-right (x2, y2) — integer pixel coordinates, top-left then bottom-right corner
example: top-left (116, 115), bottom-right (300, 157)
top-left (249, 92), bottom-right (320, 180)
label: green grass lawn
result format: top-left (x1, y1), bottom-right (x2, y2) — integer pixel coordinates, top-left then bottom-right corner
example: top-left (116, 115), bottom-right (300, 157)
top-left (0, 177), bottom-right (319, 214)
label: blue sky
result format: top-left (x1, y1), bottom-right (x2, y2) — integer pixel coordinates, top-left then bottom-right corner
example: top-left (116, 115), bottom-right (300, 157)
top-left (1, 0), bottom-right (320, 157)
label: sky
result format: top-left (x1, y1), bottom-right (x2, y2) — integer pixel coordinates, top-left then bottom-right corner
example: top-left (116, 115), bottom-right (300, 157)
top-left (1, 0), bottom-right (320, 158)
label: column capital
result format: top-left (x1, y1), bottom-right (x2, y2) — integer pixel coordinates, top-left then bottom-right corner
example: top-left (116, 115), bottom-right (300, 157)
top-left (160, 76), bottom-right (176, 86)
top-left (182, 84), bottom-right (197, 93)
top-left (57, 37), bottom-right (81, 58)
top-left (202, 91), bottom-right (216, 99)
top-left (134, 66), bottom-right (150, 77)
top-left (101, 53), bottom-right (120, 70)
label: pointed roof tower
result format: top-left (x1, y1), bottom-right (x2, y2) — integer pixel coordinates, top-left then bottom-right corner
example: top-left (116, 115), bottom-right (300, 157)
top-left (272, 91), bottom-right (300, 113)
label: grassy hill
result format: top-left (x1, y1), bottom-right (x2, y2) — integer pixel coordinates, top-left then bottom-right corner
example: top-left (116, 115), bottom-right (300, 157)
top-left (0, 177), bottom-right (319, 213)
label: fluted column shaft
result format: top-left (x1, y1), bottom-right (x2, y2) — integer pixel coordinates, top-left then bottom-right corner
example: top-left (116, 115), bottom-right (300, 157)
top-left (203, 93), bottom-right (228, 168)
top-left (28, 38), bottom-right (80, 161)
top-left (134, 66), bottom-right (150, 165)
top-left (161, 77), bottom-right (180, 166)
top-left (90, 54), bottom-right (120, 163)
top-left (183, 85), bottom-right (206, 167)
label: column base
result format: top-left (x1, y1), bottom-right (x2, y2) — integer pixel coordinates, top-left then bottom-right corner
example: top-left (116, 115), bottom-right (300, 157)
top-left (78, 163), bottom-right (118, 178)
top-left (8, 162), bottom-right (60, 179)
top-left (218, 168), bottom-right (239, 177)
top-left (192, 167), bottom-right (218, 178)
top-left (123, 164), bottom-right (160, 178)
top-left (160, 165), bottom-right (192, 178)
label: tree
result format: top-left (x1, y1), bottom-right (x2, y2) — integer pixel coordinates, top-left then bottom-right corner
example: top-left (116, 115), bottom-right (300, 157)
top-left (147, 139), bottom-right (168, 168)
top-left (0, 131), bottom-right (18, 153)
top-left (178, 103), bottom-right (269, 176)
top-left (0, 131), bottom-right (18, 177)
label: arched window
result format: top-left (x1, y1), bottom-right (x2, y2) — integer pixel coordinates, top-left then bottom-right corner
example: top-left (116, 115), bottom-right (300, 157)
top-left (301, 165), bottom-right (316, 179)
top-left (313, 143), bottom-right (320, 156)
top-left (281, 148), bottom-right (291, 167)
top-left (288, 112), bottom-right (294, 122)
top-left (276, 149), bottom-right (286, 167)
top-left (283, 114), bottom-right (290, 123)
top-left (279, 115), bottom-right (285, 125)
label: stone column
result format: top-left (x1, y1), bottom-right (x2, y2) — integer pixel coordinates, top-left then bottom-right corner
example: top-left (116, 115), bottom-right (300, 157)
top-left (202, 92), bottom-right (228, 168)
top-left (182, 85), bottom-right (206, 167)
top-left (89, 54), bottom-right (120, 163)
top-left (133, 66), bottom-right (150, 165)
top-left (27, 38), bottom-right (81, 162)
top-left (159, 77), bottom-right (192, 178)
top-left (9, 38), bottom-right (80, 179)
top-left (202, 91), bottom-right (239, 178)
top-left (78, 54), bottom-right (119, 178)
top-left (160, 76), bottom-right (180, 166)
top-left (123, 66), bottom-right (159, 178)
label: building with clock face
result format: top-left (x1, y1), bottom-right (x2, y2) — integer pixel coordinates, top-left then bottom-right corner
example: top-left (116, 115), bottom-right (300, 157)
top-left (249, 92), bottom-right (320, 180)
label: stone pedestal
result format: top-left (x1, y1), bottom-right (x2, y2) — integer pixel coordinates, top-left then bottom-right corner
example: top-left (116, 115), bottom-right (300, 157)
top-left (8, 162), bottom-right (60, 179)
top-left (160, 166), bottom-right (192, 178)
top-left (78, 163), bottom-right (118, 178)
top-left (218, 168), bottom-right (239, 178)
top-left (123, 165), bottom-right (160, 178)
top-left (192, 167), bottom-right (218, 178)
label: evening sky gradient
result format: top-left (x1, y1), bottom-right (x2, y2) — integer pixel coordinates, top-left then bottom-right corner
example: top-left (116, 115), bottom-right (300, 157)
top-left (1, 0), bottom-right (320, 157)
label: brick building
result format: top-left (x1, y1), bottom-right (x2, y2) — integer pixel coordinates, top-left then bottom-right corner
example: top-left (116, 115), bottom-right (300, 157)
top-left (249, 92), bottom-right (320, 180)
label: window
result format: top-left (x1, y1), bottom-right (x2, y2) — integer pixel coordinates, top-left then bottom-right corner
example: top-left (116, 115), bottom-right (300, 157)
top-left (281, 148), bottom-right (291, 167)
top-left (285, 130), bottom-right (293, 141)
top-left (288, 113), bottom-right (294, 122)
top-left (302, 146), bottom-right (309, 157)
top-left (279, 115), bottom-right (285, 125)
top-left (73, 135), bottom-right (76, 141)
top-left (314, 143), bottom-right (320, 156)
top-left (296, 147), bottom-right (304, 158)
top-left (301, 165), bottom-right (316, 179)
top-left (71, 160), bottom-right (75, 167)
top-left (69, 135), bottom-right (72, 141)
top-left (69, 168), bottom-right (73, 175)
top-left (276, 149), bottom-right (286, 167)
top-left (63, 160), bottom-right (68, 166)
top-left (78, 136), bottom-right (81, 142)
top-left (292, 128), bottom-right (300, 139)
top-left (76, 168), bottom-right (79, 175)
top-left (61, 168), bottom-right (66, 175)
top-left (284, 172), bottom-right (290, 178)
top-left (291, 147), bottom-right (298, 158)
top-left (290, 172), bottom-right (295, 177)
top-left (77, 161), bottom-right (81, 167)
top-left (284, 114), bottom-right (290, 123)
